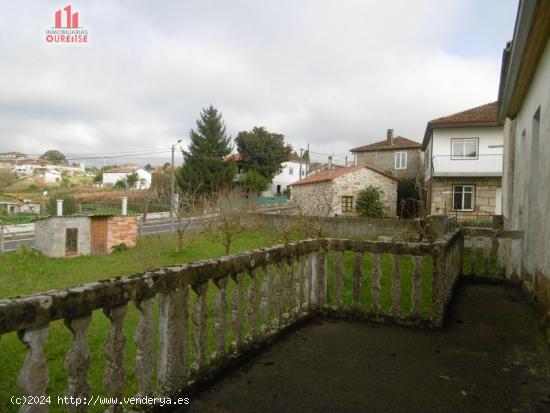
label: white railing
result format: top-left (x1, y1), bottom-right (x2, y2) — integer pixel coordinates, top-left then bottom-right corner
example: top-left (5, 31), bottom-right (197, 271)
top-left (431, 154), bottom-right (503, 177)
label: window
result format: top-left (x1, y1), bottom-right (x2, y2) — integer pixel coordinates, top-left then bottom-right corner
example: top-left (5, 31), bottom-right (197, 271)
top-left (451, 138), bottom-right (478, 159)
top-left (341, 196), bottom-right (353, 213)
top-left (289, 167), bottom-right (294, 175)
top-left (453, 185), bottom-right (474, 211)
top-left (394, 152), bottom-right (407, 169)
top-left (301, 169), bottom-right (305, 176)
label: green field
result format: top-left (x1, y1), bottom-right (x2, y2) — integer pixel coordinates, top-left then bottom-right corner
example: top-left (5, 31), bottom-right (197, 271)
top-left (0, 227), bottom-right (434, 412)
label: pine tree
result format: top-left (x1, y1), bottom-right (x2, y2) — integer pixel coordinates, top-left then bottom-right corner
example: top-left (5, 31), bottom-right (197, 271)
top-left (177, 106), bottom-right (235, 194)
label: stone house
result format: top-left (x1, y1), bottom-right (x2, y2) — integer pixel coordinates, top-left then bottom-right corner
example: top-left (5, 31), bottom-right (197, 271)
top-left (350, 129), bottom-right (423, 180)
top-left (34, 200), bottom-right (138, 257)
top-left (498, 0), bottom-right (550, 337)
top-left (422, 102), bottom-right (504, 217)
top-left (290, 165), bottom-right (398, 217)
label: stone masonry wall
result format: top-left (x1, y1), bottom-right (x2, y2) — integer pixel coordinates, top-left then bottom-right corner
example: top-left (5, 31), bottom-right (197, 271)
top-left (107, 216), bottom-right (138, 251)
top-left (355, 149), bottom-right (423, 180)
top-left (429, 176), bottom-right (501, 216)
top-left (291, 167), bottom-right (398, 217)
top-left (333, 167), bottom-right (398, 217)
top-left (34, 217), bottom-right (91, 257)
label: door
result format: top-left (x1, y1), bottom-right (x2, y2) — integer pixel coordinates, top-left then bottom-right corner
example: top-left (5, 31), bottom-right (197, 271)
top-left (91, 217), bottom-right (108, 254)
top-left (65, 228), bottom-right (79, 256)
top-left (495, 188), bottom-right (502, 215)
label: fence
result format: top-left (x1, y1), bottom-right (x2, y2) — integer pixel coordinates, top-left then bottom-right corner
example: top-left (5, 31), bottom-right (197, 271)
top-left (0, 233), bottom-right (464, 412)
top-left (461, 227), bottom-right (523, 279)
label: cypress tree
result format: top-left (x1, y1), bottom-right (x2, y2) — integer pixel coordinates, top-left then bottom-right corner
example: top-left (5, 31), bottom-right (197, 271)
top-left (177, 106), bottom-right (235, 194)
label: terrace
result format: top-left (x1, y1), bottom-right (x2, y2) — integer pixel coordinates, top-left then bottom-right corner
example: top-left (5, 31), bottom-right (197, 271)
top-left (1, 223), bottom-right (548, 412)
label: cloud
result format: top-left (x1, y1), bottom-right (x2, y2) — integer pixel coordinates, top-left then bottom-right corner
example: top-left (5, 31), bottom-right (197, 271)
top-left (0, 0), bottom-right (517, 165)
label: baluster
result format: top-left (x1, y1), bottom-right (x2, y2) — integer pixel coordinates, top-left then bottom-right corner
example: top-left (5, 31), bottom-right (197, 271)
top-left (64, 315), bottom-right (92, 412)
top-left (273, 264), bottom-right (282, 326)
top-left (294, 257), bottom-right (304, 317)
top-left (260, 266), bottom-right (272, 336)
top-left (352, 251), bottom-right (363, 310)
top-left (371, 253), bottom-right (382, 314)
top-left (247, 269), bottom-right (261, 338)
top-left (286, 260), bottom-right (295, 320)
top-left (103, 304), bottom-right (128, 413)
top-left (133, 298), bottom-right (154, 399)
top-left (301, 255), bottom-right (309, 311)
top-left (411, 256), bottom-right (423, 317)
top-left (309, 252), bottom-right (319, 306)
top-left (17, 324), bottom-right (49, 413)
top-left (484, 237), bottom-right (493, 276)
top-left (157, 286), bottom-right (188, 394)
top-left (318, 249), bottom-right (328, 304)
top-left (192, 283), bottom-right (209, 372)
top-left (390, 255), bottom-right (402, 317)
top-left (213, 277), bottom-right (228, 361)
top-left (334, 250), bottom-right (344, 310)
top-left (475, 237), bottom-right (484, 275)
top-left (231, 272), bottom-right (244, 351)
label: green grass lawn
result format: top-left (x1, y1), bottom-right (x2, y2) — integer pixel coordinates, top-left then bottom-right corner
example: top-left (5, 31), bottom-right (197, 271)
top-left (0, 228), bottom-right (434, 412)
top-left (0, 214), bottom-right (38, 225)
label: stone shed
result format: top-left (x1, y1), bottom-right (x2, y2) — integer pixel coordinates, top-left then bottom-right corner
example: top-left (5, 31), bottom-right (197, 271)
top-left (34, 213), bottom-right (138, 258)
top-left (290, 165), bottom-right (398, 217)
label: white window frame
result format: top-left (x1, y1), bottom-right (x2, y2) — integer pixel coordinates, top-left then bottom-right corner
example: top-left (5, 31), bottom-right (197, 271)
top-left (451, 138), bottom-right (478, 159)
top-left (394, 151), bottom-right (407, 169)
top-left (452, 185), bottom-right (475, 211)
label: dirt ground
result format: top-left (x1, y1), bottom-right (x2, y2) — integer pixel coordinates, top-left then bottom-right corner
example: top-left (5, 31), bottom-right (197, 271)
top-left (179, 280), bottom-right (550, 413)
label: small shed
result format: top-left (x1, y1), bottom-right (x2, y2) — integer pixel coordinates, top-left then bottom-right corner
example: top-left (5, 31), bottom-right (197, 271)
top-left (34, 207), bottom-right (138, 257)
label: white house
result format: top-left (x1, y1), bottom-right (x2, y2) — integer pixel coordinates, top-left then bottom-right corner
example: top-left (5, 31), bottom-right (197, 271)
top-left (266, 152), bottom-right (306, 196)
top-left (102, 165), bottom-right (152, 189)
top-left (422, 102), bottom-right (504, 217)
top-left (44, 169), bottom-right (62, 183)
top-left (498, 0), bottom-right (550, 334)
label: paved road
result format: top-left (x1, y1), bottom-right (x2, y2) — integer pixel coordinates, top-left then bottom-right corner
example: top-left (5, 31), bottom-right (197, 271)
top-left (1, 218), bottom-right (210, 252)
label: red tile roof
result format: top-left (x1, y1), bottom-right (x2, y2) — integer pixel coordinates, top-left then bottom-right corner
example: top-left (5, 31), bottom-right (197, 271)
top-left (422, 102), bottom-right (499, 150)
top-left (428, 101), bottom-right (498, 126)
top-left (291, 164), bottom-right (397, 186)
top-left (350, 136), bottom-right (421, 152)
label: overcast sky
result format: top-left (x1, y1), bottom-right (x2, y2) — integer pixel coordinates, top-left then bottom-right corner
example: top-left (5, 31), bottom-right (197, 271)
top-left (0, 0), bottom-right (518, 166)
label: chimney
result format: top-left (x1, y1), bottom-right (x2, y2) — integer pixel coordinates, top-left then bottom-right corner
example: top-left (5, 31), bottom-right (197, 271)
top-left (328, 156), bottom-right (333, 169)
top-left (121, 197), bottom-right (128, 216)
top-left (387, 129), bottom-right (394, 144)
top-left (56, 199), bottom-right (63, 217)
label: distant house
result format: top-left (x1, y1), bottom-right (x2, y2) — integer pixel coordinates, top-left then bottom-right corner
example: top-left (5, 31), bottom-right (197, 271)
top-left (0, 151), bottom-right (28, 162)
top-left (422, 102), bottom-right (503, 217)
top-left (44, 169), bottom-right (62, 183)
top-left (290, 165), bottom-right (398, 217)
top-left (102, 165), bottom-right (152, 189)
top-left (228, 152), bottom-right (308, 196)
top-left (350, 129), bottom-right (423, 180)
top-left (0, 199), bottom-right (41, 215)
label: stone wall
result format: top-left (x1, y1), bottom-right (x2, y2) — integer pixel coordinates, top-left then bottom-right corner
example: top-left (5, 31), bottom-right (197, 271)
top-left (253, 213), bottom-right (419, 239)
top-left (34, 217), bottom-right (91, 257)
top-left (355, 148), bottom-right (423, 180)
top-left (107, 216), bottom-right (138, 251)
top-left (332, 167), bottom-right (398, 217)
top-left (291, 168), bottom-right (398, 217)
top-left (429, 176), bottom-right (501, 216)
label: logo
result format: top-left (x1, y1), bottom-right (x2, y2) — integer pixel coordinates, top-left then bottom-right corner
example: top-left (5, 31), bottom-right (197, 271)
top-left (45, 5), bottom-right (89, 44)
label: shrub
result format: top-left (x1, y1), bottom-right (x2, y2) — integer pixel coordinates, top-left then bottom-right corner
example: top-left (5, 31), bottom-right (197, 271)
top-left (356, 186), bottom-right (384, 218)
top-left (241, 170), bottom-right (269, 193)
top-left (111, 243), bottom-right (129, 253)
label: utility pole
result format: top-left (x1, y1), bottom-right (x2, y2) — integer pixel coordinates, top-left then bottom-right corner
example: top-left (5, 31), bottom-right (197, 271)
top-left (306, 143), bottom-right (310, 174)
top-left (299, 148), bottom-right (303, 180)
top-left (170, 139), bottom-right (182, 233)
top-left (345, 155), bottom-right (348, 167)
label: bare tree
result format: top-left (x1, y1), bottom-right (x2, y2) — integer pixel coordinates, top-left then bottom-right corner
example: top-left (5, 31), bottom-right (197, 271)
top-left (205, 189), bottom-right (256, 255)
top-left (173, 183), bottom-right (203, 252)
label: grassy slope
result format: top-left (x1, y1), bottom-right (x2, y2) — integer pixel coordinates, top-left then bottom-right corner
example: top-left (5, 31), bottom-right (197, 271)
top-left (0, 228), bottom-right (434, 412)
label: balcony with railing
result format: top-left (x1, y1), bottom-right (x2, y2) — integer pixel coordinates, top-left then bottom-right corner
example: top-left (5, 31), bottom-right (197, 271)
top-left (1, 226), bottom-right (548, 412)
top-left (431, 154), bottom-right (503, 177)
